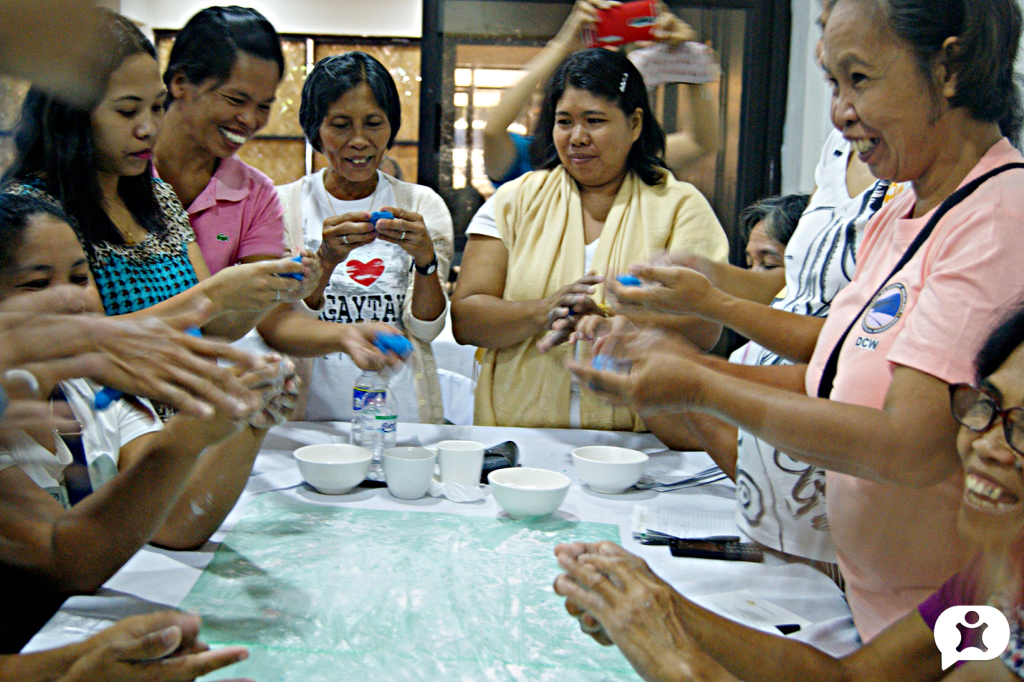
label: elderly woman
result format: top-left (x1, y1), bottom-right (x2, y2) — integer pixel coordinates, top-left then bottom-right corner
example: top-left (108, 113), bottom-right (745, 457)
top-left (451, 48), bottom-right (728, 430)
top-left (571, 0), bottom-right (1024, 641)
top-left (556, 301), bottom-right (1024, 681)
top-left (276, 52), bottom-right (453, 423)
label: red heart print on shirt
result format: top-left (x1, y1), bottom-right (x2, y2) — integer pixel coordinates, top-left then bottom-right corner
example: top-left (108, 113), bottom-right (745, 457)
top-left (346, 258), bottom-right (385, 287)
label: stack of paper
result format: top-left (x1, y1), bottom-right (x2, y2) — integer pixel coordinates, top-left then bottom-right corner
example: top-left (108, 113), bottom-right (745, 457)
top-left (631, 505), bottom-right (737, 542)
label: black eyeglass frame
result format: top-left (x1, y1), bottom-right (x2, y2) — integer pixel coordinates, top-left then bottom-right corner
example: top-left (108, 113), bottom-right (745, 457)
top-left (948, 382), bottom-right (1024, 459)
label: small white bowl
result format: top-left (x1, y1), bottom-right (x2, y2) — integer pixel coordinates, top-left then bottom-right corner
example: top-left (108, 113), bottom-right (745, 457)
top-left (488, 467), bottom-right (570, 519)
top-left (294, 444), bottom-right (372, 495)
top-left (571, 446), bottom-right (649, 494)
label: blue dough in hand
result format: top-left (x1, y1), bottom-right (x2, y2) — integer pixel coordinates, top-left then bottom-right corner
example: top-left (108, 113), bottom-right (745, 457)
top-left (591, 354), bottom-right (630, 374)
top-left (373, 332), bottom-right (412, 358)
top-left (278, 255), bottom-right (305, 281)
top-left (369, 211), bottom-right (394, 226)
top-left (96, 326), bottom-right (203, 410)
top-left (616, 275), bottom-right (642, 287)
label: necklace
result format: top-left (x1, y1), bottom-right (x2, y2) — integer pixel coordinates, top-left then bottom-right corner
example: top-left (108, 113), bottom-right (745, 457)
top-left (107, 201), bottom-right (144, 246)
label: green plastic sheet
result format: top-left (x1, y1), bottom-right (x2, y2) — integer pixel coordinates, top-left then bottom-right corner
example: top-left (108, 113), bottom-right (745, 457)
top-left (181, 494), bottom-right (643, 681)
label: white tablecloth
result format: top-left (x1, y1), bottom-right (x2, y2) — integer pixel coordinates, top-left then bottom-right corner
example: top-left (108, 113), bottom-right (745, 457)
top-left (25, 422), bottom-right (857, 659)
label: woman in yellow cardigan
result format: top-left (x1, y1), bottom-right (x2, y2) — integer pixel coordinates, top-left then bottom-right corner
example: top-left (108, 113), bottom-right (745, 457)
top-left (452, 48), bottom-right (728, 430)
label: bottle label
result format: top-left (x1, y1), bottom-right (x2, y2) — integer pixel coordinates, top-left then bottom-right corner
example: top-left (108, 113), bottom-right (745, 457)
top-left (376, 416), bottom-right (397, 433)
top-left (353, 389), bottom-right (385, 411)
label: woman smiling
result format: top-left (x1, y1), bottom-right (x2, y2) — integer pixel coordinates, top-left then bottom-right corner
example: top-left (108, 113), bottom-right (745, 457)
top-left (451, 48), bottom-right (728, 430)
top-left (276, 52), bottom-right (453, 423)
top-left (571, 0), bottom-right (1024, 640)
top-left (555, 302), bottom-right (1024, 681)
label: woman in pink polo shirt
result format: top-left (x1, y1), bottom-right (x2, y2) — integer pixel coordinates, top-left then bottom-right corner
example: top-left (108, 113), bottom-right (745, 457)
top-left (155, 7), bottom-right (405, 378)
top-left (571, 0), bottom-right (1024, 642)
top-left (155, 6), bottom-right (287, 273)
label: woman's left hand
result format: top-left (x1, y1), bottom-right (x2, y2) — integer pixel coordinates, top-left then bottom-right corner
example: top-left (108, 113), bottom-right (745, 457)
top-left (374, 206), bottom-right (436, 272)
top-left (293, 248), bottom-right (324, 301)
top-left (553, 541), bottom-right (728, 682)
top-left (246, 357), bottom-right (301, 430)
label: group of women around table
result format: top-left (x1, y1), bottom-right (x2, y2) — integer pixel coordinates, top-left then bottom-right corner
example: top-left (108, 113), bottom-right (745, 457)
top-left (0, 0), bottom-right (1023, 678)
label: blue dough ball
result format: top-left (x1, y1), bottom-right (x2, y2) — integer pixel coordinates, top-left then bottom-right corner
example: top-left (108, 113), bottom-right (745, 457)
top-left (369, 211), bottom-right (394, 226)
top-left (374, 332), bottom-right (412, 357)
top-left (616, 275), bottom-right (642, 287)
top-left (278, 255), bottom-right (305, 281)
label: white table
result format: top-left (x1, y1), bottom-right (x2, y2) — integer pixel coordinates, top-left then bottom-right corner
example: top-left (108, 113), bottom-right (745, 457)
top-left (25, 422), bottom-right (857, 661)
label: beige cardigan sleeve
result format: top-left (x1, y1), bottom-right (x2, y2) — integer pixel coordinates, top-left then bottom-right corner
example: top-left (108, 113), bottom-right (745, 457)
top-left (386, 175), bottom-right (454, 344)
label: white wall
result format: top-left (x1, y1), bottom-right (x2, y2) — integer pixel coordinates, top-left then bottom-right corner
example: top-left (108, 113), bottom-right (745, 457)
top-left (780, 0), bottom-right (830, 195)
top-left (119, 0), bottom-right (422, 38)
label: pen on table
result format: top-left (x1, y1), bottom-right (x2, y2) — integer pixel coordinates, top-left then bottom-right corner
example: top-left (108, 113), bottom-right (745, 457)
top-left (641, 535), bottom-right (741, 546)
top-left (94, 326), bottom-right (203, 410)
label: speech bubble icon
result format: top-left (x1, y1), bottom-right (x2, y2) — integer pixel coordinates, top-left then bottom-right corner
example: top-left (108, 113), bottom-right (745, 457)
top-left (934, 605), bottom-right (1010, 670)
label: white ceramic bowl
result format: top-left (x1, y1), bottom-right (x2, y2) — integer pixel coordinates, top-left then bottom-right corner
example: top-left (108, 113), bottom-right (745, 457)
top-left (488, 467), bottom-right (570, 519)
top-left (294, 444), bottom-right (372, 495)
top-left (571, 446), bottom-right (649, 494)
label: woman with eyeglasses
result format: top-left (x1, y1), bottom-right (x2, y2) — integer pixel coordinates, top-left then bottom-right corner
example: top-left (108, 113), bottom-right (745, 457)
top-left (555, 302), bottom-right (1024, 681)
top-left (570, 0), bottom-right (1024, 642)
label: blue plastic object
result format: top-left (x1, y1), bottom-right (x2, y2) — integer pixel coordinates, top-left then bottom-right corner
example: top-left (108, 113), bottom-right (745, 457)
top-left (373, 332), bottom-right (412, 358)
top-left (369, 211), bottom-right (394, 226)
top-left (591, 354), bottom-right (630, 374)
top-left (616, 274), bottom-right (642, 287)
top-left (95, 327), bottom-right (203, 410)
top-left (278, 255), bottom-right (305, 281)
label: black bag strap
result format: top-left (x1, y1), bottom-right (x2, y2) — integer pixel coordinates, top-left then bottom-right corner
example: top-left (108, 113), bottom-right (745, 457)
top-left (816, 162), bottom-right (1024, 399)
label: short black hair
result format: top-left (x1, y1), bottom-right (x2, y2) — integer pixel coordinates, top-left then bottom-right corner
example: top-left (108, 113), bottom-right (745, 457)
top-left (0, 194), bottom-right (72, 274)
top-left (862, 0), bottom-right (1024, 145)
top-left (738, 193), bottom-right (810, 248)
top-left (531, 48), bottom-right (668, 186)
top-left (163, 6), bottom-right (284, 104)
top-left (299, 52), bottom-right (401, 152)
top-left (2, 10), bottom-right (164, 250)
top-left (975, 301), bottom-right (1024, 381)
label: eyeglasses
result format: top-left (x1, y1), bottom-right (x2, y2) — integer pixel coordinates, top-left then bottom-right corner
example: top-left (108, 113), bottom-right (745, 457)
top-left (948, 383), bottom-right (1024, 458)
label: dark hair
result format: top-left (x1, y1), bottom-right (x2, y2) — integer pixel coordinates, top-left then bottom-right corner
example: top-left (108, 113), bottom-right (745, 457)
top-left (531, 48), bottom-right (668, 186)
top-left (2, 11), bottom-right (164, 249)
top-left (0, 194), bottom-right (73, 274)
top-left (865, 0), bottom-right (1023, 145)
top-left (299, 52), bottom-right (401, 152)
top-left (975, 301), bottom-right (1024, 381)
top-left (163, 6), bottom-right (284, 105)
top-left (738, 193), bottom-right (810, 248)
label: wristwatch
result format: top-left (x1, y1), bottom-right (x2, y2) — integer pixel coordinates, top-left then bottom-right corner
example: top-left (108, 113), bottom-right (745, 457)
top-left (415, 254), bottom-right (438, 276)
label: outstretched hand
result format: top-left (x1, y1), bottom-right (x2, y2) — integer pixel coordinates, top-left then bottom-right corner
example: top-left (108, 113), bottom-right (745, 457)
top-left (553, 542), bottom-right (729, 682)
top-left (59, 611), bottom-right (251, 682)
top-left (566, 327), bottom-right (706, 415)
top-left (606, 258), bottom-right (722, 320)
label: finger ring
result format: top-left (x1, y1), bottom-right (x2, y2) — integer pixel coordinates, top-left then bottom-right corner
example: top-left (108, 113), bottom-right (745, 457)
top-left (401, 230), bottom-right (406, 241)
top-left (274, 290), bottom-right (281, 302)
top-left (342, 235), bottom-right (349, 245)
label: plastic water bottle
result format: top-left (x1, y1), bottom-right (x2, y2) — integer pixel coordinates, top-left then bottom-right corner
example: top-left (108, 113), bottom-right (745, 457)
top-left (350, 370), bottom-right (383, 447)
top-left (352, 371), bottom-right (396, 478)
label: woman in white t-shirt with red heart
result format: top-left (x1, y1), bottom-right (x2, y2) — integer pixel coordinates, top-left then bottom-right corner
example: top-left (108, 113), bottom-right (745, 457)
top-left (277, 52), bottom-right (453, 423)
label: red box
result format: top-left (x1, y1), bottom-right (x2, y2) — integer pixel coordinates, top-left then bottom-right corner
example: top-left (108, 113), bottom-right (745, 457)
top-left (589, 0), bottom-right (659, 47)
